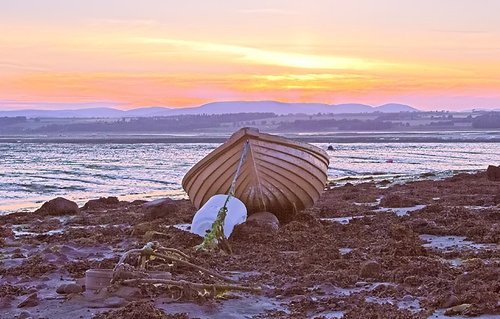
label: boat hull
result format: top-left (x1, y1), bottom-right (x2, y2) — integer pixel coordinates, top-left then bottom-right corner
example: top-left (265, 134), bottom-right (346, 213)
top-left (182, 128), bottom-right (330, 221)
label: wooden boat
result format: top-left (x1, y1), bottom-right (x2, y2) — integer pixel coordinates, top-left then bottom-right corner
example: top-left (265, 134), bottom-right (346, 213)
top-left (182, 127), bottom-right (330, 221)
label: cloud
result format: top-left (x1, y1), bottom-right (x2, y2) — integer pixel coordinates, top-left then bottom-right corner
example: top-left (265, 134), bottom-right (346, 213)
top-left (0, 99), bottom-right (120, 110)
top-left (0, 62), bottom-right (49, 72)
top-left (87, 18), bottom-right (158, 27)
top-left (133, 37), bottom-right (392, 71)
top-left (237, 8), bottom-right (298, 15)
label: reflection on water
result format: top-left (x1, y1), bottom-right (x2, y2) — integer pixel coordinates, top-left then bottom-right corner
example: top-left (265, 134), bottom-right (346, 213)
top-left (1, 142), bottom-right (499, 213)
top-left (0, 143), bottom-right (215, 213)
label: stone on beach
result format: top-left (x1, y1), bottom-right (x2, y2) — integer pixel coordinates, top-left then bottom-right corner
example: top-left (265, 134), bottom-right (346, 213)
top-left (17, 293), bottom-right (39, 308)
top-left (17, 310), bottom-right (32, 319)
top-left (56, 283), bottom-right (84, 294)
top-left (142, 198), bottom-right (179, 220)
top-left (82, 196), bottom-right (120, 210)
top-left (35, 197), bottom-right (79, 216)
top-left (486, 165), bottom-right (500, 181)
top-left (246, 212), bottom-right (280, 231)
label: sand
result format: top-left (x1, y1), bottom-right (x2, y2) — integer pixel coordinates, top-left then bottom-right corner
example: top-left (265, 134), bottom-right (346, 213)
top-left (0, 171), bottom-right (499, 318)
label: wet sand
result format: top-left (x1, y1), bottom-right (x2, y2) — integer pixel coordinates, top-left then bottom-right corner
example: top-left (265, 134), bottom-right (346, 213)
top-left (0, 171), bottom-right (499, 318)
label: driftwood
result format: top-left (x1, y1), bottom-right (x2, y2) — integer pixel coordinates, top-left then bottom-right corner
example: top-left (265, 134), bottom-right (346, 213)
top-left (110, 242), bottom-right (260, 300)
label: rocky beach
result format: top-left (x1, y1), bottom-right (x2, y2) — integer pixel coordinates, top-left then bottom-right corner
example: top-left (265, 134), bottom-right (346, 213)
top-left (0, 170), bottom-right (499, 319)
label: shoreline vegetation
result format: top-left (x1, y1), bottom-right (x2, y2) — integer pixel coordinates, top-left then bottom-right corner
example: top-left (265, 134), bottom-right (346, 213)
top-left (1, 111), bottom-right (500, 144)
top-left (0, 170), bottom-right (499, 318)
top-left (1, 110), bottom-right (500, 138)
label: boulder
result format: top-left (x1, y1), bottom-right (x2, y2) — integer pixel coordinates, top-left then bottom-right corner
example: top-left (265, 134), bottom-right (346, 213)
top-left (143, 198), bottom-right (178, 220)
top-left (82, 196), bottom-right (119, 210)
top-left (246, 212), bottom-right (280, 231)
top-left (486, 165), bottom-right (500, 181)
top-left (35, 197), bottom-right (79, 216)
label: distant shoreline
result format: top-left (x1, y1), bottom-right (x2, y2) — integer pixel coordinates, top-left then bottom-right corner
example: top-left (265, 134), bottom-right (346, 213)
top-left (1, 135), bottom-right (500, 144)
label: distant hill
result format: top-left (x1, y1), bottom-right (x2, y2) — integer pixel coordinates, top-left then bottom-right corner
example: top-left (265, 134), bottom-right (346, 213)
top-left (0, 100), bottom-right (419, 118)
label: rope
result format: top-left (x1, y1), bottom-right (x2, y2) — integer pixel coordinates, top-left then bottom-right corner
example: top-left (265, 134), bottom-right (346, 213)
top-left (196, 140), bottom-right (250, 252)
top-left (227, 140), bottom-right (250, 199)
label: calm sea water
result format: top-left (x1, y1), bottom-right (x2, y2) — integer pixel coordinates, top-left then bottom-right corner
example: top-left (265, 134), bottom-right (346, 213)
top-left (1, 142), bottom-right (500, 213)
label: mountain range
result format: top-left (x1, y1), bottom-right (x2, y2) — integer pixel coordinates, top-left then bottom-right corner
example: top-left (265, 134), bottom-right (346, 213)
top-left (0, 101), bottom-right (419, 118)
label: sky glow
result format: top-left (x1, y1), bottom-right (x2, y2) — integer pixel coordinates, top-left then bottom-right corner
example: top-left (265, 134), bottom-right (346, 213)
top-left (1, 0), bottom-right (500, 110)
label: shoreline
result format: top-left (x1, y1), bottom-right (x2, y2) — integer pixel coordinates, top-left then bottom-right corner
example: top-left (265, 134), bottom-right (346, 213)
top-left (0, 190), bottom-right (188, 216)
top-left (1, 130), bottom-right (500, 144)
top-left (2, 137), bottom-right (500, 144)
top-left (0, 170), bottom-right (499, 318)
top-left (0, 169), bottom-right (472, 216)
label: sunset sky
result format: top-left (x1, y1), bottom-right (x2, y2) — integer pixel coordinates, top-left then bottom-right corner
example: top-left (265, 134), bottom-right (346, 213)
top-left (1, 0), bottom-right (500, 111)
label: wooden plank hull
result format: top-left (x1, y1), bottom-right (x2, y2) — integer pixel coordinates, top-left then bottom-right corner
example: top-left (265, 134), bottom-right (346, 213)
top-left (182, 128), bottom-right (330, 221)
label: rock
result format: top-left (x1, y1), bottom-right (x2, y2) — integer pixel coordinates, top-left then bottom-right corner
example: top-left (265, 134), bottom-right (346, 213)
top-left (327, 145), bottom-right (334, 151)
top-left (35, 197), bottom-right (79, 216)
top-left (17, 293), bottom-right (39, 308)
top-left (56, 283), bottom-right (84, 294)
top-left (378, 179), bottom-right (391, 186)
top-left (246, 212), bottom-right (280, 231)
top-left (442, 295), bottom-right (460, 308)
top-left (402, 295), bottom-right (414, 302)
top-left (131, 222), bottom-right (156, 236)
top-left (354, 281), bottom-right (369, 287)
top-left (143, 198), bottom-right (179, 220)
top-left (17, 310), bottom-right (32, 319)
top-left (359, 260), bottom-right (381, 278)
top-left (444, 303), bottom-right (472, 316)
top-left (82, 196), bottom-right (119, 210)
top-left (420, 172), bottom-right (436, 178)
top-left (486, 165), bottom-right (500, 181)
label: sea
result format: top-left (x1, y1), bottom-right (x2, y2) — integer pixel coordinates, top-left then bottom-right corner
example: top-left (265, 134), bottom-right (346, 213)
top-left (1, 138), bottom-right (500, 214)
